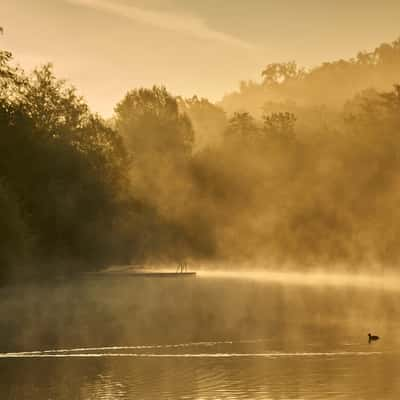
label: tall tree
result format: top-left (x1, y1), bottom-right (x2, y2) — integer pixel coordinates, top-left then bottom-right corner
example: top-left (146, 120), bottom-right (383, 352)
top-left (115, 86), bottom-right (194, 159)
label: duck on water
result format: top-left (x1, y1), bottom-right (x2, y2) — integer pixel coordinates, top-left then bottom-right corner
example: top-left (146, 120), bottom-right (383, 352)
top-left (368, 333), bottom-right (379, 343)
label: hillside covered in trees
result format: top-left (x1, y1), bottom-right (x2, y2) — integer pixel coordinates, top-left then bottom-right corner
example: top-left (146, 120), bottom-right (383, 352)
top-left (221, 37), bottom-right (400, 116)
top-left (2, 37), bottom-right (400, 282)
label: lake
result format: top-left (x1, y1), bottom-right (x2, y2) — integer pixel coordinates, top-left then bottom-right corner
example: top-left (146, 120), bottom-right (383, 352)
top-left (0, 269), bottom-right (399, 399)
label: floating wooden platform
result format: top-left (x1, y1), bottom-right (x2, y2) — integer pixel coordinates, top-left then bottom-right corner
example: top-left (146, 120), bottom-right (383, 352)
top-left (85, 271), bottom-right (196, 278)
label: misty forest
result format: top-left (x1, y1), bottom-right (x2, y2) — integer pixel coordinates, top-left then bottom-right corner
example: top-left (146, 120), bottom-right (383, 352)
top-left (2, 37), bottom-right (400, 282)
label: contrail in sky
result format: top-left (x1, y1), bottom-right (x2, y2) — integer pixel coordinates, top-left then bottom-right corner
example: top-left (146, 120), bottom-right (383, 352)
top-left (65, 0), bottom-right (255, 50)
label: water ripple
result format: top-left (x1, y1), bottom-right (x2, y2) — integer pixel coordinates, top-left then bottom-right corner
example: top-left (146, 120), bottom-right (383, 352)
top-left (0, 351), bottom-right (382, 359)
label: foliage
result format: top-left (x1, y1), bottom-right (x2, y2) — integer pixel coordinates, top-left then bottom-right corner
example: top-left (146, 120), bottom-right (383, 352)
top-left (115, 86), bottom-right (194, 159)
top-left (0, 54), bottom-right (141, 280)
top-left (221, 37), bottom-right (400, 117)
top-left (261, 61), bottom-right (304, 85)
top-left (3, 35), bottom-right (400, 280)
top-left (262, 112), bottom-right (296, 138)
top-left (224, 112), bottom-right (259, 141)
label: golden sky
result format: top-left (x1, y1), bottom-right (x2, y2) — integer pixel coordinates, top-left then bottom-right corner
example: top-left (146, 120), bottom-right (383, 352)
top-left (1, 0), bottom-right (400, 116)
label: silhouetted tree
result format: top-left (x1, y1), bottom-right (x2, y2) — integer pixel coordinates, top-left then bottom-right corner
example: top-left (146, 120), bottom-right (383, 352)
top-left (115, 86), bottom-right (194, 159)
top-left (262, 61), bottom-right (303, 85)
top-left (262, 112), bottom-right (296, 139)
top-left (224, 112), bottom-right (259, 142)
top-left (23, 64), bottom-right (89, 134)
top-left (0, 51), bottom-right (137, 280)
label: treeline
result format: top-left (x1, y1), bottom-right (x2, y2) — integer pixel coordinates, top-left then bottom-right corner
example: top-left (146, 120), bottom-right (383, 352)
top-left (2, 37), bottom-right (400, 281)
top-left (0, 52), bottom-right (211, 281)
top-left (1, 51), bottom-right (130, 280)
top-left (221, 37), bottom-right (400, 119)
top-left (192, 87), bottom-right (400, 268)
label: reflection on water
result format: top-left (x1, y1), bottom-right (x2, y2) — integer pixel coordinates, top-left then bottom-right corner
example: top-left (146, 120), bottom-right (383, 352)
top-left (0, 272), bottom-right (399, 399)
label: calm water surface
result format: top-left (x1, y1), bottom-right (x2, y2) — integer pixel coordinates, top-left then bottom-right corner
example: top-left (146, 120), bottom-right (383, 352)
top-left (0, 271), bottom-right (399, 399)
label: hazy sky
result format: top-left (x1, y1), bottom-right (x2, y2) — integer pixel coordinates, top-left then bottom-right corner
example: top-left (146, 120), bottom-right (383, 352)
top-left (1, 0), bottom-right (400, 116)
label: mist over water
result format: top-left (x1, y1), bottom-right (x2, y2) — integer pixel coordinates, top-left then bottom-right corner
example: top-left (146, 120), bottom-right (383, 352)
top-left (1, 271), bottom-right (400, 399)
top-left (199, 268), bottom-right (400, 291)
